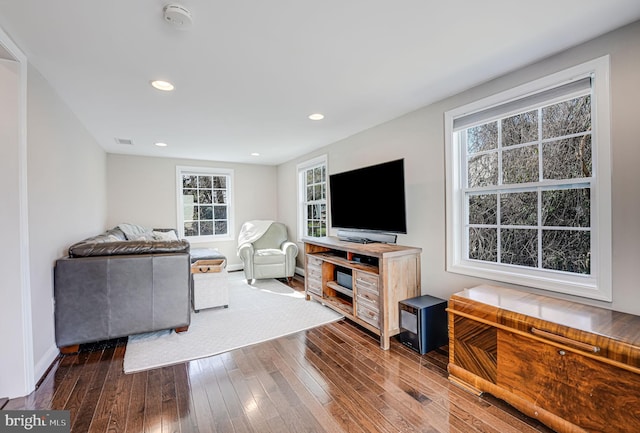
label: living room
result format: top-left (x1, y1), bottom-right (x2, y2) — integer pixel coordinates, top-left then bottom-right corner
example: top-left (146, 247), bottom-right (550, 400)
top-left (2, 2), bottom-right (640, 431)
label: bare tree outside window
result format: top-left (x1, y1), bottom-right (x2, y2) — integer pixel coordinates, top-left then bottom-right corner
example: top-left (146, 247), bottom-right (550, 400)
top-left (302, 163), bottom-right (327, 237)
top-left (182, 174), bottom-right (230, 237)
top-left (464, 94), bottom-right (592, 275)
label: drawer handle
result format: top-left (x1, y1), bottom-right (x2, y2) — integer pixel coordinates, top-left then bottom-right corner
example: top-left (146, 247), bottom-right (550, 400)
top-left (530, 327), bottom-right (601, 354)
top-left (356, 278), bottom-right (375, 287)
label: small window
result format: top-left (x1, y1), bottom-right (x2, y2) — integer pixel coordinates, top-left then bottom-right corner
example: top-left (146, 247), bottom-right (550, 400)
top-left (297, 155), bottom-right (327, 239)
top-left (176, 166), bottom-right (233, 241)
top-left (445, 56), bottom-right (612, 301)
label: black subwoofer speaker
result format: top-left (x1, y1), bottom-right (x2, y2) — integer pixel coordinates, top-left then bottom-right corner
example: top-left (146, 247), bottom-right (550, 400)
top-left (398, 295), bottom-right (448, 354)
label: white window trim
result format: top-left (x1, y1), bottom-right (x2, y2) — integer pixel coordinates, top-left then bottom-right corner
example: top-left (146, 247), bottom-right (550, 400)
top-left (176, 165), bottom-right (234, 242)
top-left (445, 56), bottom-right (612, 301)
top-left (297, 154), bottom-right (328, 241)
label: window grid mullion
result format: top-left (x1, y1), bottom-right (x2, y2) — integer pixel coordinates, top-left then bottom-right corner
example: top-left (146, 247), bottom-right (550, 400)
top-left (496, 121), bottom-right (502, 264)
top-left (537, 108), bottom-right (544, 269)
top-left (461, 132), bottom-right (470, 260)
top-left (538, 186), bottom-right (543, 269)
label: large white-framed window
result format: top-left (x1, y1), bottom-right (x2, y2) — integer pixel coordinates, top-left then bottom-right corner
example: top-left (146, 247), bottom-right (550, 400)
top-left (297, 155), bottom-right (328, 240)
top-left (445, 56), bottom-right (612, 301)
top-left (176, 166), bottom-right (234, 242)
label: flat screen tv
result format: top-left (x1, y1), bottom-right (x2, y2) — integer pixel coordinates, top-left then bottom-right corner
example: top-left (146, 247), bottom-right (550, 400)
top-left (329, 158), bottom-right (407, 236)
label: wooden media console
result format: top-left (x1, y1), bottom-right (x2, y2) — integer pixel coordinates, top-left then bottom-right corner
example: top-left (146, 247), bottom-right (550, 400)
top-left (303, 236), bottom-right (422, 349)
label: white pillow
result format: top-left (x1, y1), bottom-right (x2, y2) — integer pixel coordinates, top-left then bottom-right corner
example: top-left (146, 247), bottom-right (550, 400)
top-left (152, 230), bottom-right (179, 241)
top-left (118, 222), bottom-right (152, 240)
top-left (131, 232), bottom-right (156, 241)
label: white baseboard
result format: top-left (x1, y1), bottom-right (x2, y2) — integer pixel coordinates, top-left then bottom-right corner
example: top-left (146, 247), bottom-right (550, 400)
top-left (295, 266), bottom-right (305, 277)
top-left (34, 344), bottom-right (59, 386)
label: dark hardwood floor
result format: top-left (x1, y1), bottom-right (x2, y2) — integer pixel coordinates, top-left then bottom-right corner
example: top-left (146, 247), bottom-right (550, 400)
top-left (5, 276), bottom-right (554, 433)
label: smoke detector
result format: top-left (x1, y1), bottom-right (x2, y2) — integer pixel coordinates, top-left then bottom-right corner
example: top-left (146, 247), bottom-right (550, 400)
top-left (163, 4), bottom-right (193, 29)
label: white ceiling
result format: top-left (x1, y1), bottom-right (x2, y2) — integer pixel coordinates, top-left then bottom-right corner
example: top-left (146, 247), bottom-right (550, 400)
top-left (0, 1), bottom-right (639, 165)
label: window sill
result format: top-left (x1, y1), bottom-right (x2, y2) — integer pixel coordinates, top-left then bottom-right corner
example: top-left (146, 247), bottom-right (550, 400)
top-left (447, 261), bottom-right (610, 302)
top-left (186, 235), bottom-right (233, 243)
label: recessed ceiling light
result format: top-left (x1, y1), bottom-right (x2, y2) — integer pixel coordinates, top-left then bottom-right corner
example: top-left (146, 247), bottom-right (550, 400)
top-left (150, 80), bottom-right (174, 91)
top-left (155, 142), bottom-right (168, 147)
top-left (251, 152), bottom-right (260, 156)
top-left (308, 113), bottom-right (324, 120)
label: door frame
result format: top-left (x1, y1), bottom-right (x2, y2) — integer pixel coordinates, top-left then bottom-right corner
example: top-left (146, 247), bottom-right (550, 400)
top-left (0, 25), bottom-right (34, 397)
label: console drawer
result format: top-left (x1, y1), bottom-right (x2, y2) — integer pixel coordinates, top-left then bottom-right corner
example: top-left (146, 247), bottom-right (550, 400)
top-left (307, 256), bottom-right (322, 272)
top-left (357, 301), bottom-right (380, 329)
top-left (306, 275), bottom-right (322, 296)
top-left (306, 264), bottom-right (322, 281)
top-left (356, 284), bottom-right (379, 307)
top-left (354, 272), bottom-right (379, 292)
top-left (306, 256), bottom-right (323, 297)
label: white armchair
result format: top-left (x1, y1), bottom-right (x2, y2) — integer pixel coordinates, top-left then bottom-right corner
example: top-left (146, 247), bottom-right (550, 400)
top-left (237, 221), bottom-right (299, 283)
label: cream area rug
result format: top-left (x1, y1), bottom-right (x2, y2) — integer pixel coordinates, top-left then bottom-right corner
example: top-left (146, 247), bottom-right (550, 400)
top-left (123, 273), bottom-right (343, 373)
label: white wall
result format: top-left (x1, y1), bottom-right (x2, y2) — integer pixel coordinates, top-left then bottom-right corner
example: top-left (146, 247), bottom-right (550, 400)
top-left (278, 20), bottom-right (640, 315)
top-left (107, 154), bottom-right (278, 268)
top-left (26, 66), bottom-right (107, 381)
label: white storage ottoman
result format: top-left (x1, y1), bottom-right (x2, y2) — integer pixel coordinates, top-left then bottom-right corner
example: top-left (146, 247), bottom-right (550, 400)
top-left (190, 249), bottom-right (229, 312)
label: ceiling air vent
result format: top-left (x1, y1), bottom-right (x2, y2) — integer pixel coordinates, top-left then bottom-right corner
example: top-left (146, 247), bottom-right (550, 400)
top-left (115, 137), bottom-right (134, 145)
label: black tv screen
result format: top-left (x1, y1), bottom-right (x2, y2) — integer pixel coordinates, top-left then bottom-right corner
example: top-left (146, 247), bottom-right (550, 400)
top-left (329, 159), bottom-right (407, 234)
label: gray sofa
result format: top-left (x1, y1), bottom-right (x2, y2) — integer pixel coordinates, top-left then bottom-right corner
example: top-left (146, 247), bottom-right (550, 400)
top-left (54, 226), bottom-right (191, 352)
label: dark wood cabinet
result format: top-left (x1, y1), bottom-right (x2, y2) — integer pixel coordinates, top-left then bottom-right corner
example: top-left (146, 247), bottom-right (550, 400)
top-left (448, 285), bottom-right (640, 433)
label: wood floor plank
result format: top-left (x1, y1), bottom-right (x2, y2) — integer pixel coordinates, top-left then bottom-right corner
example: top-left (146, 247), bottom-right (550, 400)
top-left (237, 345), bottom-right (296, 433)
top-left (31, 346), bottom-right (96, 414)
top-left (71, 344), bottom-right (117, 433)
top-left (306, 326), bottom-right (451, 433)
top-left (85, 343), bottom-right (127, 433)
top-left (67, 345), bottom-right (114, 431)
top-left (269, 337), bottom-right (360, 433)
top-left (250, 346), bottom-right (302, 433)
top-left (313, 322), bottom-right (489, 433)
top-left (143, 364), bottom-right (164, 433)
top-left (280, 334), bottom-right (365, 432)
top-left (275, 333), bottom-right (369, 433)
top-left (296, 337), bottom-right (401, 433)
top-left (328, 323), bottom-right (504, 433)
top-left (124, 370), bottom-right (147, 433)
top-left (185, 361), bottom-right (217, 433)
top-left (305, 330), bottom-right (425, 433)
top-left (195, 355), bottom-right (237, 432)
top-left (225, 356), bottom-right (275, 433)
top-left (210, 354), bottom-right (253, 433)
top-left (161, 366), bottom-right (180, 433)
top-left (307, 324), bottom-right (452, 433)
top-left (104, 346), bottom-right (136, 433)
top-left (254, 343), bottom-right (328, 433)
top-left (173, 364), bottom-right (199, 433)
top-left (7, 277), bottom-right (555, 433)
